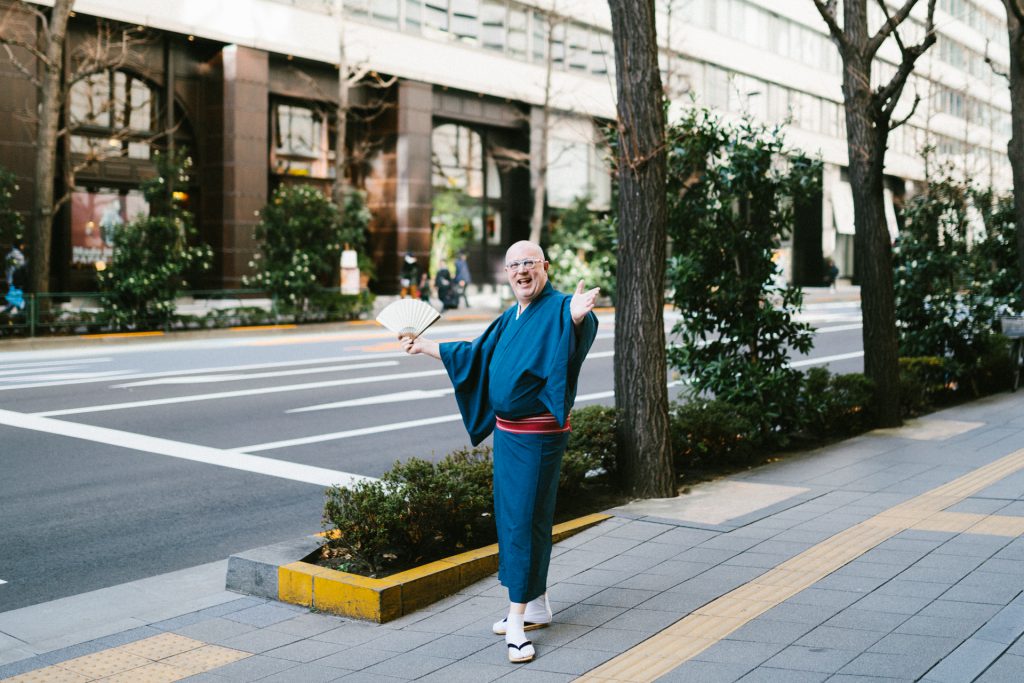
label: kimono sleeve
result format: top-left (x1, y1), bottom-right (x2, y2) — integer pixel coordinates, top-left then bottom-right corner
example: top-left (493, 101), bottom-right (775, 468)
top-left (539, 296), bottom-right (598, 427)
top-left (438, 314), bottom-right (506, 445)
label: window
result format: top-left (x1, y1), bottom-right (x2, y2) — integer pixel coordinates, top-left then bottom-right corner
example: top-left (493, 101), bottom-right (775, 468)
top-left (70, 187), bottom-right (148, 266)
top-left (481, 0), bottom-right (506, 52)
top-left (451, 0), bottom-right (479, 44)
top-left (424, 1), bottom-right (449, 35)
top-left (69, 70), bottom-right (156, 161)
top-left (370, 0), bottom-right (399, 28)
top-left (507, 6), bottom-right (527, 59)
top-left (272, 103), bottom-right (333, 177)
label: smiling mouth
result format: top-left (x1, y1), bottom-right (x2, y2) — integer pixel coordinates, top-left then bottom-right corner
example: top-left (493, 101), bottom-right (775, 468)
top-left (516, 277), bottom-right (532, 286)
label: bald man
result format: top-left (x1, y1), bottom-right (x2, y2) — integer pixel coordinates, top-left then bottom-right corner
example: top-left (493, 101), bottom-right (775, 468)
top-left (402, 240), bottom-right (599, 663)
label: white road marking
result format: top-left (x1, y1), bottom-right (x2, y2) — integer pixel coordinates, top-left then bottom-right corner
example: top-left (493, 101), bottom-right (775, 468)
top-left (288, 388), bottom-right (456, 413)
top-left (0, 352), bottom-right (410, 392)
top-left (233, 414), bottom-right (467, 452)
top-left (250, 389), bottom-right (622, 452)
top-left (587, 350), bottom-right (614, 359)
top-left (814, 323), bottom-right (864, 333)
top-left (33, 368), bottom-right (450, 417)
top-left (791, 351), bottom-right (864, 367)
top-left (0, 579), bottom-right (6, 585)
top-left (1, 371), bottom-right (131, 383)
top-left (0, 408), bottom-right (371, 488)
top-left (113, 360), bottom-right (398, 387)
top-left (0, 357), bottom-right (112, 372)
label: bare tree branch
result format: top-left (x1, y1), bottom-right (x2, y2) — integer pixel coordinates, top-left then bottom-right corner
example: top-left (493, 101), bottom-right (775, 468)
top-left (811, 0), bottom-right (851, 53)
top-left (867, 0), bottom-right (922, 61)
top-left (985, 40), bottom-right (1010, 82)
top-left (888, 93), bottom-right (921, 130)
top-left (873, 0), bottom-right (936, 122)
top-left (1, 42), bottom-right (39, 84)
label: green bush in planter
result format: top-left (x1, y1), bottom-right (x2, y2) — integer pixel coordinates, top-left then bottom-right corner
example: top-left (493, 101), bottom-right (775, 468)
top-left (799, 367), bottom-right (875, 438)
top-left (322, 446), bottom-right (495, 577)
top-left (670, 399), bottom-right (760, 472)
top-left (898, 357), bottom-right (950, 416)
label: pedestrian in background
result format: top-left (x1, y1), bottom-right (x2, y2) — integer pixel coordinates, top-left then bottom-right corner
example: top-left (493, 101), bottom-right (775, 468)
top-left (435, 258), bottom-right (458, 311)
top-left (400, 240), bottom-right (599, 664)
top-left (455, 251), bottom-right (472, 309)
top-left (399, 252), bottom-right (420, 298)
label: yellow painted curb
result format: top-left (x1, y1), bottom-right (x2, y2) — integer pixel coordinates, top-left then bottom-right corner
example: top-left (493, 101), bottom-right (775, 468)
top-left (79, 331), bottom-right (165, 339)
top-left (283, 513), bottom-right (612, 622)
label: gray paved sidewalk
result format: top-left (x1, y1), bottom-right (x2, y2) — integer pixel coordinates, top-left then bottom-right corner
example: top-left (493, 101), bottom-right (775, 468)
top-left (8, 362), bottom-right (1024, 683)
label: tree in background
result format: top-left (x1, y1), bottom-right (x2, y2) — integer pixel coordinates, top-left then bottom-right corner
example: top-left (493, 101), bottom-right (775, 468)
top-left (97, 150), bottom-right (212, 329)
top-left (665, 109), bottom-right (819, 443)
top-left (0, 165), bottom-right (23, 247)
top-left (998, 1), bottom-right (1024, 285)
top-left (811, 0), bottom-right (939, 427)
top-left (546, 196), bottom-right (617, 300)
top-left (1, 1), bottom-right (159, 296)
top-left (606, 0), bottom-right (674, 497)
top-left (0, 0), bottom-right (72, 296)
top-left (249, 184), bottom-right (367, 317)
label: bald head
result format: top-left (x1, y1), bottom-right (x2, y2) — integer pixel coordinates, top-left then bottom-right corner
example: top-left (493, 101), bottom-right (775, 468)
top-left (505, 240), bottom-right (549, 306)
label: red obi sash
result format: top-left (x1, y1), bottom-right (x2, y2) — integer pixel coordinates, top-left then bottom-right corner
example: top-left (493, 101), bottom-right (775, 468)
top-left (495, 413), bottom-right (571, 434)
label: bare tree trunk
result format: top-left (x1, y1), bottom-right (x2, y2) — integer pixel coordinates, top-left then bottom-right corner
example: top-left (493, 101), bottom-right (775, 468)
top-left (607, 0), bottom-right (674, 498)
top-left (30, 0), bottom-right (72, 297)
top-left (845, 94), bottom-right (901, 425)
top-left (1004, 1), bottom-right (1024, 284)
top-left (812, 0), bottom-right (938, 427)
top-left (528, 10), bottom-right (555, 245)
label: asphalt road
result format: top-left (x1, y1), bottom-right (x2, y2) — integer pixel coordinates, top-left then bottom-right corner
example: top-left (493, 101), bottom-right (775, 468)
top-left (0, 301), bottom-right (865, 612)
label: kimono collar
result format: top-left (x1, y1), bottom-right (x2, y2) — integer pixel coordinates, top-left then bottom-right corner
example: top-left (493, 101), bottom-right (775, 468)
top-left (516, 282), bottom-right (555, 318)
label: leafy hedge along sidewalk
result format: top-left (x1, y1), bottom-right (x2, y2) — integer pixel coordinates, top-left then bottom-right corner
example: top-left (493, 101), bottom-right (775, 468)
top-left (317, 348), bottom-right (1017, 580)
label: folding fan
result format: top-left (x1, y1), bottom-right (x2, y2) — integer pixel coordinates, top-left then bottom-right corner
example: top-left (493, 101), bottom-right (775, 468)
top-left (376, 299), bottom-right (441, 339)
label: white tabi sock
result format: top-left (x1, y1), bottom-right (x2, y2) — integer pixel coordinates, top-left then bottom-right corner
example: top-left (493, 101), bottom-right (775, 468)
top-left (504, 613), bottom-right (535, 662)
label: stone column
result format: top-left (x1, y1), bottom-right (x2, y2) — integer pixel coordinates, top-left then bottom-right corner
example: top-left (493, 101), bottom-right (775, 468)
top-left (218, 45), bottom-right (268, 288)
top-left (394, 79), bottom-right (433, 282)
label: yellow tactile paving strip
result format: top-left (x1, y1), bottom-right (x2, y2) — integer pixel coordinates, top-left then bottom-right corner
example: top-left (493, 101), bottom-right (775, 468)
top-left (4, 633), bottom-right (250, 683)
top-left (579, 445), bottom-right (1024, 683)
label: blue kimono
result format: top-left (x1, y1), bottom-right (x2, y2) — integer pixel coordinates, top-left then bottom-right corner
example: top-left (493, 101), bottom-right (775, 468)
top-left (439, 282), bottom-right (598, 603)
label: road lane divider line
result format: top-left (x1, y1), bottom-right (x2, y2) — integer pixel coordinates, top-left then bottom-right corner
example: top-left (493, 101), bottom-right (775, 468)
top-left (112, 360), bottom-right (398, 388)
top-left (0, 408), bottom-right (373, 488)
top-left (0, 357), bottom-right (113, 372)
top-left (0, 351), bottom-right (412, 392)
top-left (791, 351), bottom-right (864, 367)
top-left (579, 443), bottom-right (1024, 683)
top-left (232, 414), bottom-right (467, 452)
top-left (31, 368), bottom-right (450, 416)
top-left (247, 389), bottom-right (620, 451)
top-left (288, 388), bottom-right (456, 412)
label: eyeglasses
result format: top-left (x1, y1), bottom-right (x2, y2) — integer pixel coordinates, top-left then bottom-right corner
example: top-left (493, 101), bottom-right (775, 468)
top-left (505, 259), bottom-right (544, 271)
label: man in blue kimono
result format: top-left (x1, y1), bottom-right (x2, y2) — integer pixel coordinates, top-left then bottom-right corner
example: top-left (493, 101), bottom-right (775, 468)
top-left (401, 240), bottom-right (599, 663)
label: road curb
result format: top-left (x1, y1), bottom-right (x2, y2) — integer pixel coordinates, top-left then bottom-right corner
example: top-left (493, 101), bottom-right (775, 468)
top-left (226, 512), bottom-right (611, 622)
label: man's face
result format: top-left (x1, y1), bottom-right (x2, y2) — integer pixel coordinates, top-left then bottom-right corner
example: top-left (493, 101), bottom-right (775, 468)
top-left (505, 244), bottom-right (548, 304)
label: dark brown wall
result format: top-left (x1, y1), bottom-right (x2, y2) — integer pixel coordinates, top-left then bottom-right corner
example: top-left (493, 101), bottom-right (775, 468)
top-left (0, 1), bottom-right (38, 244)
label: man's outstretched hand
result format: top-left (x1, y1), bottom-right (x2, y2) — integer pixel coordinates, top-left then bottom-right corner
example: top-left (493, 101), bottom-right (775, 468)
top-left (570, 280), bottom-right (600, 326)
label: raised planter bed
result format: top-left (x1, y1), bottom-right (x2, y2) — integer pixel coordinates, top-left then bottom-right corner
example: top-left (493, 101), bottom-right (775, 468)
top-left (226, 512), bottom-right (611, 622)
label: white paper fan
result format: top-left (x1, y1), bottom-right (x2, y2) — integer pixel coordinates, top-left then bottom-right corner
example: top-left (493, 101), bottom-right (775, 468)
top-left (376, 299), bottom-right (441, 339)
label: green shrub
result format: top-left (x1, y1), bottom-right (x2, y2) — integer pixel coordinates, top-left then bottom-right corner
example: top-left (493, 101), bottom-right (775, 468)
top-left (547, 196), bottom-right (617, 300)
top-left (322, 446), bottom-right (495, 576)
top-left (664, 109), bottom-right (818, 444)
top-left (960, 334), bottom-right (1015, 396)
top-left (567, 405), bottom-right (618, 475)
top-left (98, 150), bottom-right (213, 330)
top-left (248, 184), bottom-right (368, 318)
top-left (670, 399), bottom-right (760, 472)
top-left (306, 289), bottom-right (375, 322)
top-left (898, 356), bottom-right (951, 416)
top-left (799, 367), bottom-right (875, 438)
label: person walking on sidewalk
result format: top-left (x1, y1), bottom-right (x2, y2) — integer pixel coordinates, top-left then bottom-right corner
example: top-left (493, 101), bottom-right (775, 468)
top-left (454, 250), bottom-right (472, 308)
top-left (400, 240), bottom-right (599, 663)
